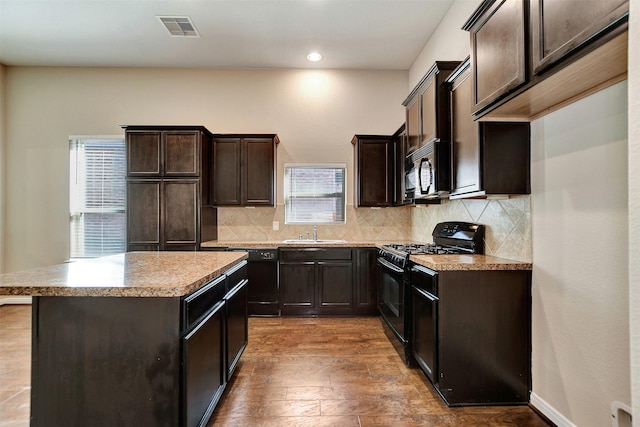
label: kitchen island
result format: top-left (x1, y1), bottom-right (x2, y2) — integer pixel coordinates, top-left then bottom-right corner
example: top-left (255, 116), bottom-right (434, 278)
top-left (0, 251), bottom-right (249, 427)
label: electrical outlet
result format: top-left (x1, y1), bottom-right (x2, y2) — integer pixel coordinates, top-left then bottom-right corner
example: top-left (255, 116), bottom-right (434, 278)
top-left (272, 221), bottom-right (279, 231)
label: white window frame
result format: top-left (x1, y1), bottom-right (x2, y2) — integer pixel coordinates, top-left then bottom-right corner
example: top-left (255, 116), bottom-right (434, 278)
top-left (69, 135), bottom-right (126, 259)
top-left (284, 163), bottom-right (347, 225)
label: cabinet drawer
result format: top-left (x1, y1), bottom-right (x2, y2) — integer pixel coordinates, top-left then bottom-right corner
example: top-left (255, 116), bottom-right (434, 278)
top-left (280, 248), bottom-right (352, 262)
top-left (182, 275), bottom-right (226, 331)
top-left (225, 260), bottom-right (248, 292)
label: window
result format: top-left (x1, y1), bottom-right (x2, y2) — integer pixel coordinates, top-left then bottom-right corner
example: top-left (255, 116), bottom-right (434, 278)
top-left (69, 137), bottom-right (126, 258)
top-left (284, 164), bottom-right (346, 224)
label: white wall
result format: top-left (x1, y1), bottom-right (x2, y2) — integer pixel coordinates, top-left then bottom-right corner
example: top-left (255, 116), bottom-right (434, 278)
top-left (628, 0), bottom-right (639, 423)
top-left (409, 0), bottom-right (635, 424)
top-left (3, 67), bottom-right (407, 272)
top-left (530, 82), bottom-right (630, 427)
top-left (408, 0), bottom-right (481, 89)
top-left (0, 64), bottom-right (5, 274)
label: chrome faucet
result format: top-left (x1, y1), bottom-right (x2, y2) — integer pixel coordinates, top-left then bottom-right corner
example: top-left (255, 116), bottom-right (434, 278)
top-left (313, 226), bottom-right (317, 241)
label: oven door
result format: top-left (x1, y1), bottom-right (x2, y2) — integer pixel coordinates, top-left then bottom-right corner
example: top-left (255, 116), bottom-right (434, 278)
top-left (377, 257), bottom-right (407, 342)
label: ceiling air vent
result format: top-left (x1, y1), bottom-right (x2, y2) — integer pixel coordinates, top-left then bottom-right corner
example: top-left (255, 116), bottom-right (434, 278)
top-left (157, 16), bottom-right (199, 37)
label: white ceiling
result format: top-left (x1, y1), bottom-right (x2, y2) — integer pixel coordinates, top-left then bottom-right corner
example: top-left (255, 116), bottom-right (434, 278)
top-left (0, 0), bottom-right (454, 70)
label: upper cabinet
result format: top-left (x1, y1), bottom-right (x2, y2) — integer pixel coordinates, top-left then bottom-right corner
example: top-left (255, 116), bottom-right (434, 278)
top-left (352, 135), bottom-right (393, 207)
top-left (402, 61), bottom-right (461, 156)
top-left (447, 59), bottom-right (531, 199)
top-left (392, 125), bottom-right (412, 207)
top-left (530, 0), bottom-right (629, 75)
top-left (127, 129), bottom-right (206, 177)
top-left (123, 125), bottom-right (217, 251)
top-left (213, 134), bottom-right (279, 206)
top-left (464, 0), bottom-right (629, 121)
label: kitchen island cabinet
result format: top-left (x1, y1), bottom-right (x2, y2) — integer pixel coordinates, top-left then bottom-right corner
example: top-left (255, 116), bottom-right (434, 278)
top-left (0, 251), bottom-right (248, 427)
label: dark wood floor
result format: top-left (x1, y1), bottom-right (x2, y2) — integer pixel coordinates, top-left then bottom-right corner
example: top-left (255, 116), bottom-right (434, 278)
top-left (1, 305), bottom-right (550, 426)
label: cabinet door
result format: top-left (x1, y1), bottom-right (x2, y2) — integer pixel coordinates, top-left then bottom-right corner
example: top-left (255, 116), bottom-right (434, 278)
top-left (530, 0), bottom-right (628, 74)
top-left (127, 180), bottom-right (161, 251)
top-left (450, 62), bottom-right (482, 197)
top-left (420, 78), bottom-right (436, 146)
top-left (225, 279), bottom-right (248, 380)
top-left (406, 97), bottom-right (420, 155)
top-left (183, 301), bottom-right (225, 427)
top-left (164, 131), bottom-right (200, 177)
top-left (127, 131), bottom-right (161, 176)
top-left (213, 138), bottom-right (242, 205)
top-left (279, 262), bottom-right (316, 315)
top-left (355, 248), bottom-right (377, 314)
top-left (470, 0), bottom-right (527, 112)
top-left (355, 137), bottom-right (392, 207)
top-left (243, 138), bottom-right (275, 205)
top-left (318, 261), bottom-right (353, 314)
top-left (393, 129), bottom-right (411, 206)
top-left (163, 180), bottom-right (198, 251)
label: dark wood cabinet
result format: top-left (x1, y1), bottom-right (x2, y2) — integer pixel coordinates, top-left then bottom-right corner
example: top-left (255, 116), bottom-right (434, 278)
top-left (447, 59), bottom-right (531, 199)
top-left (224, 262), bottom-right (249, 381)
top-left (467, 0), bottom-right (527, 114)
top-left (464, 0), bottom-right (628, 119)
top-left (127, 179), bottom-right (200, 251)
top-left (213, 134), bottom-right (278, 206)
top-left (530, 0), bottom-right (629, 75)
top-left (127, 129), bottom-right (202, 177)
top-left (392, 125), bottom-right (412, 206)
top-left (406, 96), bottom-right (420, 154)
top-left (402, 61), bottom-right (461, 154)
top-left (355, 248), bottom-right (377, 315)
top-left (352, 135), bottom-right (393, 207)
top-left (435, 269), bottom-right (531, 405)
top-left (279, 248), bottom-right (354, 316)
top-left (30, 262), bottom-right (247, 427)
top-left (124, 126), bottom-right (217, 251)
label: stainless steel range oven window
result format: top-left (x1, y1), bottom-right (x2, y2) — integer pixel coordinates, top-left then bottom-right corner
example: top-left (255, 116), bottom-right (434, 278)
top-left (377, 257), bottom-right (406, 340)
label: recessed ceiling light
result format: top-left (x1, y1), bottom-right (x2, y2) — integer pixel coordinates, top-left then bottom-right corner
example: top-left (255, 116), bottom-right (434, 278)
top-left (306, 52), bottom-right (323, 62)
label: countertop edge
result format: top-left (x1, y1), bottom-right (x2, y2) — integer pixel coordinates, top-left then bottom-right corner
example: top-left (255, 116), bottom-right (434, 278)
top-left (0, 252), bottom-right (249, 298)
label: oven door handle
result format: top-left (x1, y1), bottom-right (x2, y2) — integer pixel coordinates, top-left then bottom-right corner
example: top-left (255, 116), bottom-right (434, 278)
top-left (377, 257), bottom-right (405, 274)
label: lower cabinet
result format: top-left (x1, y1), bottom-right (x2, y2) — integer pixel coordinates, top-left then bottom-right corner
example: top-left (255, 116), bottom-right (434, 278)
top-left (278, 247), bottom-right (377, 316)
top-left (411, 267), bottom-right (532, 406)
top-left (279, 248), bottom-right (354, 316)
top-left (223, 262), bottom-right (249, 380)
top-left (30, 262), bottom-right (248, 427)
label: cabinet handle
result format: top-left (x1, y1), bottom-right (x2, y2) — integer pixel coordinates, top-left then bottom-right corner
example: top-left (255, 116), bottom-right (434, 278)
top-left (225, 279), bottom-right (249, 300)
top-left (184, 300), bottom-right (225, 340)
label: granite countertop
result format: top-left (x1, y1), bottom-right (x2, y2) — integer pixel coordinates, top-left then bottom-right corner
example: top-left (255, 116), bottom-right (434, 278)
top-left (410, 254), bottom-right (532, 271)
top-left (0, 251), bottom-right (248, 298)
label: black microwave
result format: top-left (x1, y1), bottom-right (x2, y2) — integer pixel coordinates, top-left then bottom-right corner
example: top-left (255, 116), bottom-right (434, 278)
top-left (405, 139), bottom-right (451, 201)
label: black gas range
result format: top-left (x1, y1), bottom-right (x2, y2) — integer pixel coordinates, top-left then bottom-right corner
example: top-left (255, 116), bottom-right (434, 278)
top-left (376, 221), bottom-right (485, 366)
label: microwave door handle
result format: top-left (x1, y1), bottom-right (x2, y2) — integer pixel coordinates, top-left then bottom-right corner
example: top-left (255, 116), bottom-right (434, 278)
top-left (418, 158), bottom-right (428, 194)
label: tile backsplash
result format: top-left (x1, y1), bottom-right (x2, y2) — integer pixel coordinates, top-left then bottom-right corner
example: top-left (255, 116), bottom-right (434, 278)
top-left (411, 196), bottom-right (532, 262)
top-left (216, 196), bottom-right (531, 262)
top-left (217, 206), bottom-right (412, 242)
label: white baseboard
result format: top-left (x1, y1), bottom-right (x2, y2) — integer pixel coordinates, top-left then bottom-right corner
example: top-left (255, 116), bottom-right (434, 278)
top-left (530, 392), bottom-right (577, 427)
top-left (0, 296), bottom-right (32, 306)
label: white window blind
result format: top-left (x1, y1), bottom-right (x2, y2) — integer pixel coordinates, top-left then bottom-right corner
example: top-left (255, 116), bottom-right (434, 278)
top-left (69, 138), bottom-right (126, 258)
top-left (284, 164), bottom-right (346, 224)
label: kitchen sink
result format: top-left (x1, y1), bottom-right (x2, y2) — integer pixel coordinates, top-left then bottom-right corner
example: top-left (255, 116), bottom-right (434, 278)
top-left (282, 239), bottom-right (348, 244)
